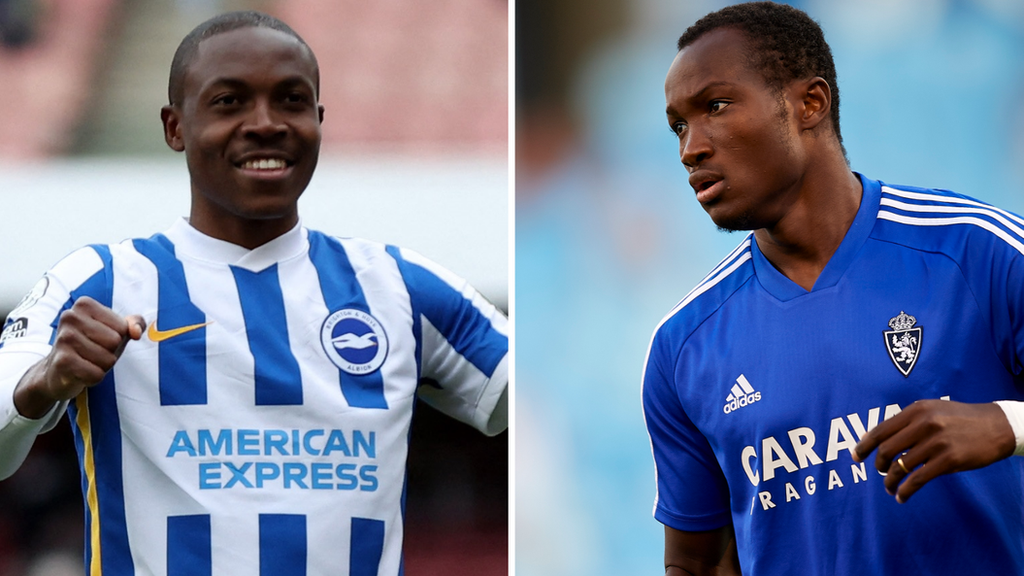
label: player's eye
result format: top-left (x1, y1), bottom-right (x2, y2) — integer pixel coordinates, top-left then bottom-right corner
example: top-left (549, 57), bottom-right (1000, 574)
top-left (213, 94), bottom-right (239, 106)
top-left (669, 121), bottom-right (687, 137)
top-left (280, 91), bottom-right (315, 112)
top-left (709, 100), bottom-right (729, 113)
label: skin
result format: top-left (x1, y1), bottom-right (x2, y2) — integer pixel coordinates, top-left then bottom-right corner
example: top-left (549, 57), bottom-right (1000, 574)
top-left (161, 26), bottom-right (324, 249)
top-left (14, 26), bottom-right (324, 419)
top-left (665, 27), bottom-right (860, 292)
top-left (14, 299), bottom-right (145, 419)
top-left (665, 525), bottom-right (739, 576)
top-left (852, 400), bottom-right (1014, 504)
top-left (661, 26), bottom-right (1017, 574)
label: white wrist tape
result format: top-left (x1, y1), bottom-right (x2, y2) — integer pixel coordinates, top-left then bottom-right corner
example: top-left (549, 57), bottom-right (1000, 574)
top-left (994, 401), bottom-right (1024, 456)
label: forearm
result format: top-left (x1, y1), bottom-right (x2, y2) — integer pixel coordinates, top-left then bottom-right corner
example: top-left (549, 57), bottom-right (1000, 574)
top-left (13, 360), bottom-right (59, 419)
top-left (0, 404), bottom-right (62, 480)
top-left (666, 561), bottom-right (741, 576)
top-left (664, 525), bottom-right (741, 576)
top-left (0, 352), bottom-right (63, 480)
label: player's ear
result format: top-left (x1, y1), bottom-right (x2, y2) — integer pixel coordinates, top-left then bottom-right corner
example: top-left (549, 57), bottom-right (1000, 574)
top-left (796, 77), bottom-right (830, 132)
top-left (160, 105), bottom-right (185, 152)
top-left (318, 103), bottom-right (325, 125)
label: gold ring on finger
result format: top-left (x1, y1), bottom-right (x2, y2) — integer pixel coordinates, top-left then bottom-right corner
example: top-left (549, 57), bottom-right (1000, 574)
top-left (897, 456), bottom-right (910, 474)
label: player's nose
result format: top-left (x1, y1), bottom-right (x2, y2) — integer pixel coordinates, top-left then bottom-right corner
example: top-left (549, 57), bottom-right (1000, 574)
top-left (681, 124), bottom-right (713, 171)
top-left (243, 99), bottom-right (287, 139)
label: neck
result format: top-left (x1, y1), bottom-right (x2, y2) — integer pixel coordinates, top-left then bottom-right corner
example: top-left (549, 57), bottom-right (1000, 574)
top-left (753, 153), bottom-right (862, 291)
top-left (187, 211), bottom-right (299, 250)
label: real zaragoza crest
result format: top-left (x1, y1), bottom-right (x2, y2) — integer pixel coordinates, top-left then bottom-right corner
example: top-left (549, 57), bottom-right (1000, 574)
top-left (884, 311), bottom-right (921, 377)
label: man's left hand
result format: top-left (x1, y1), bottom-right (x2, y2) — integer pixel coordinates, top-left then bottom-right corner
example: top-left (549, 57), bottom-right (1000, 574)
top-left (852, 399), bottom-right (1015, 503)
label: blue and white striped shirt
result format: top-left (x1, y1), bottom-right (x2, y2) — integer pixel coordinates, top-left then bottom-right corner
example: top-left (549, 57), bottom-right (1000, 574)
top-left (0, 219), bottom-right (508, 575)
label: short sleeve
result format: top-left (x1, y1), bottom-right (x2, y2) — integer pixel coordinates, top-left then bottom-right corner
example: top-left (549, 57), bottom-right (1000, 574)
top-left (1003, 245), bottom-right (1024, 374)
top-left (891, 190), bottom-right (1024, 376)
top-left (1, 244), bottom-right (111, 361)
top-left (386, 246), bottom-right (508, 435)
top-left (642, 328), bottom-right (732, 531)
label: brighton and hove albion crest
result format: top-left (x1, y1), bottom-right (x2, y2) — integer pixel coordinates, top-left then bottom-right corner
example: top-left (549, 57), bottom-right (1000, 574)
top-left (884, 311), bottom-right (921, 377)
top-left (320, 309), bottom-right (389, 375)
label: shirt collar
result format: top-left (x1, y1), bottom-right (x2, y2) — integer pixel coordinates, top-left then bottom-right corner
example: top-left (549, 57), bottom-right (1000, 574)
top-left (162, 218), bottom-right (309, 271)
top-left (751, 172), bottom-right (881, 301)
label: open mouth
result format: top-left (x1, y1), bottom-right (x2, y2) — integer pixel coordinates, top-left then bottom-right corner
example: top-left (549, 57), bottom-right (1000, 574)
top-left (694, 178), bottom-right (724, 203)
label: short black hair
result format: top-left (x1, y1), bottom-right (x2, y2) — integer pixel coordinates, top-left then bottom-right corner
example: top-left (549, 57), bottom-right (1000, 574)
top-left (167, 10), bottom-right (319, 106)
top-left (677, 2), bottom-right (843, 148)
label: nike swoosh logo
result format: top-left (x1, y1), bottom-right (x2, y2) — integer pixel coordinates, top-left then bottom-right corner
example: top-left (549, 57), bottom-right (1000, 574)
top-left (147, 320), bottom-right (213, 342)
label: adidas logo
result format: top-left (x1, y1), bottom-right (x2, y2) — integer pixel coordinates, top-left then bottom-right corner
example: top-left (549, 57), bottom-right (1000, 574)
top-left (723, 374), bottom-right (761, 414)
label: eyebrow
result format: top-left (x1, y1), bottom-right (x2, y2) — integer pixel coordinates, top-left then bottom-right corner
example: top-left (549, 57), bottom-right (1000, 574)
top-left (202, 76), bottom-right (314, 92)
top-left (666, 81), bottom-right (739, 114)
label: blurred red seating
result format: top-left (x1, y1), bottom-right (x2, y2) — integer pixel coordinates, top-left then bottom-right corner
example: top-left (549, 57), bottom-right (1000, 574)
top-left (274, 0), bottom-right (507, 154)
top-left (0, 0), bottom-right (118, 159)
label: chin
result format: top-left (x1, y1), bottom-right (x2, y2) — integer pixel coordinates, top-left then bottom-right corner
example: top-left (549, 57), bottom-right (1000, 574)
top-left (243, 204), bottom-right (301, 221)
top-left (707, 207), bottom-right (758, 233)
top-left (221, 194), bottom-right (299, 221)
top-left (243, 187), bottom-right (305, 212)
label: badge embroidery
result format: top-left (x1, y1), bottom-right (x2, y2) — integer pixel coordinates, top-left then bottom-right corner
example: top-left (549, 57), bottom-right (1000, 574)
top-left (884, 311), bottom-right (921, 377)
top-left (320, 309), bottom-right (389, 375)
top-left (9, 276), bottom-right (49, 317)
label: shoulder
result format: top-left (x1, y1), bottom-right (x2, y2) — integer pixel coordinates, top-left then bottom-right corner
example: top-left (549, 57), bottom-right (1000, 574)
top-left (304, 230), bottom-right (472, 298)
top-left (310, 230), bottom-right (464, 287)
top-left (49, 245), bottom-right (111, 279)
top-left (304, 230), bottom-right (434, 267)
top-left (873, 182), bottom-right (1024, 261)
top-left (304, 230), bottom-right (402, 273)
top-left (42, 241), bottom-right (138, 294)
top-left (5, 241), bottom-right (132, 325)
top-left (646, 235), bottom-right (756, 365)
top-left (305, 229), bottom-right (387, 257)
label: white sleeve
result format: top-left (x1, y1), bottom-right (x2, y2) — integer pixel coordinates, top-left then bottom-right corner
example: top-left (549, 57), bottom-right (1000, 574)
top-left (0, 351), bottom-right (65, 480)
top-left (995, 401), bottom-right (1024, 456)
top-left (391, 247), bottom-right (509, 436)
top-left (0, 248), bottom-right (105, 479)
top-left (418, 340), bottom-right (508, 436)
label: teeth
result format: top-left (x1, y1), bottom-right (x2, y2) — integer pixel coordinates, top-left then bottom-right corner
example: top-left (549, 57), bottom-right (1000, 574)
top-left (241, 158), bottom-right (287, 170)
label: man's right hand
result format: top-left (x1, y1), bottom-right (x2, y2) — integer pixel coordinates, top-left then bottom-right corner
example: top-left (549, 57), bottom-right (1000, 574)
top-left (13, 297), bottom-right (145, 419)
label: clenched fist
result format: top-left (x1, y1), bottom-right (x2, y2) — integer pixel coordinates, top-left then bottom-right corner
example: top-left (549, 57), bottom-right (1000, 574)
top-left (13, 297), bottom-right (145, 419)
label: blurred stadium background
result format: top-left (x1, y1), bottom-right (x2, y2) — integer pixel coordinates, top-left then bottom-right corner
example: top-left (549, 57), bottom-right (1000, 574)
top-left (516, 0), bottom-right (1024, 574)
top-left (0, 0), bottom-right (507, 574)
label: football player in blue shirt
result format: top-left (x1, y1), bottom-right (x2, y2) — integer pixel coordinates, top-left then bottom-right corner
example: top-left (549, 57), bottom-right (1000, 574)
top-left (644, 2), bottom-right (1024, 575)
top-left (0, 11), bottom-right (507, 575)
